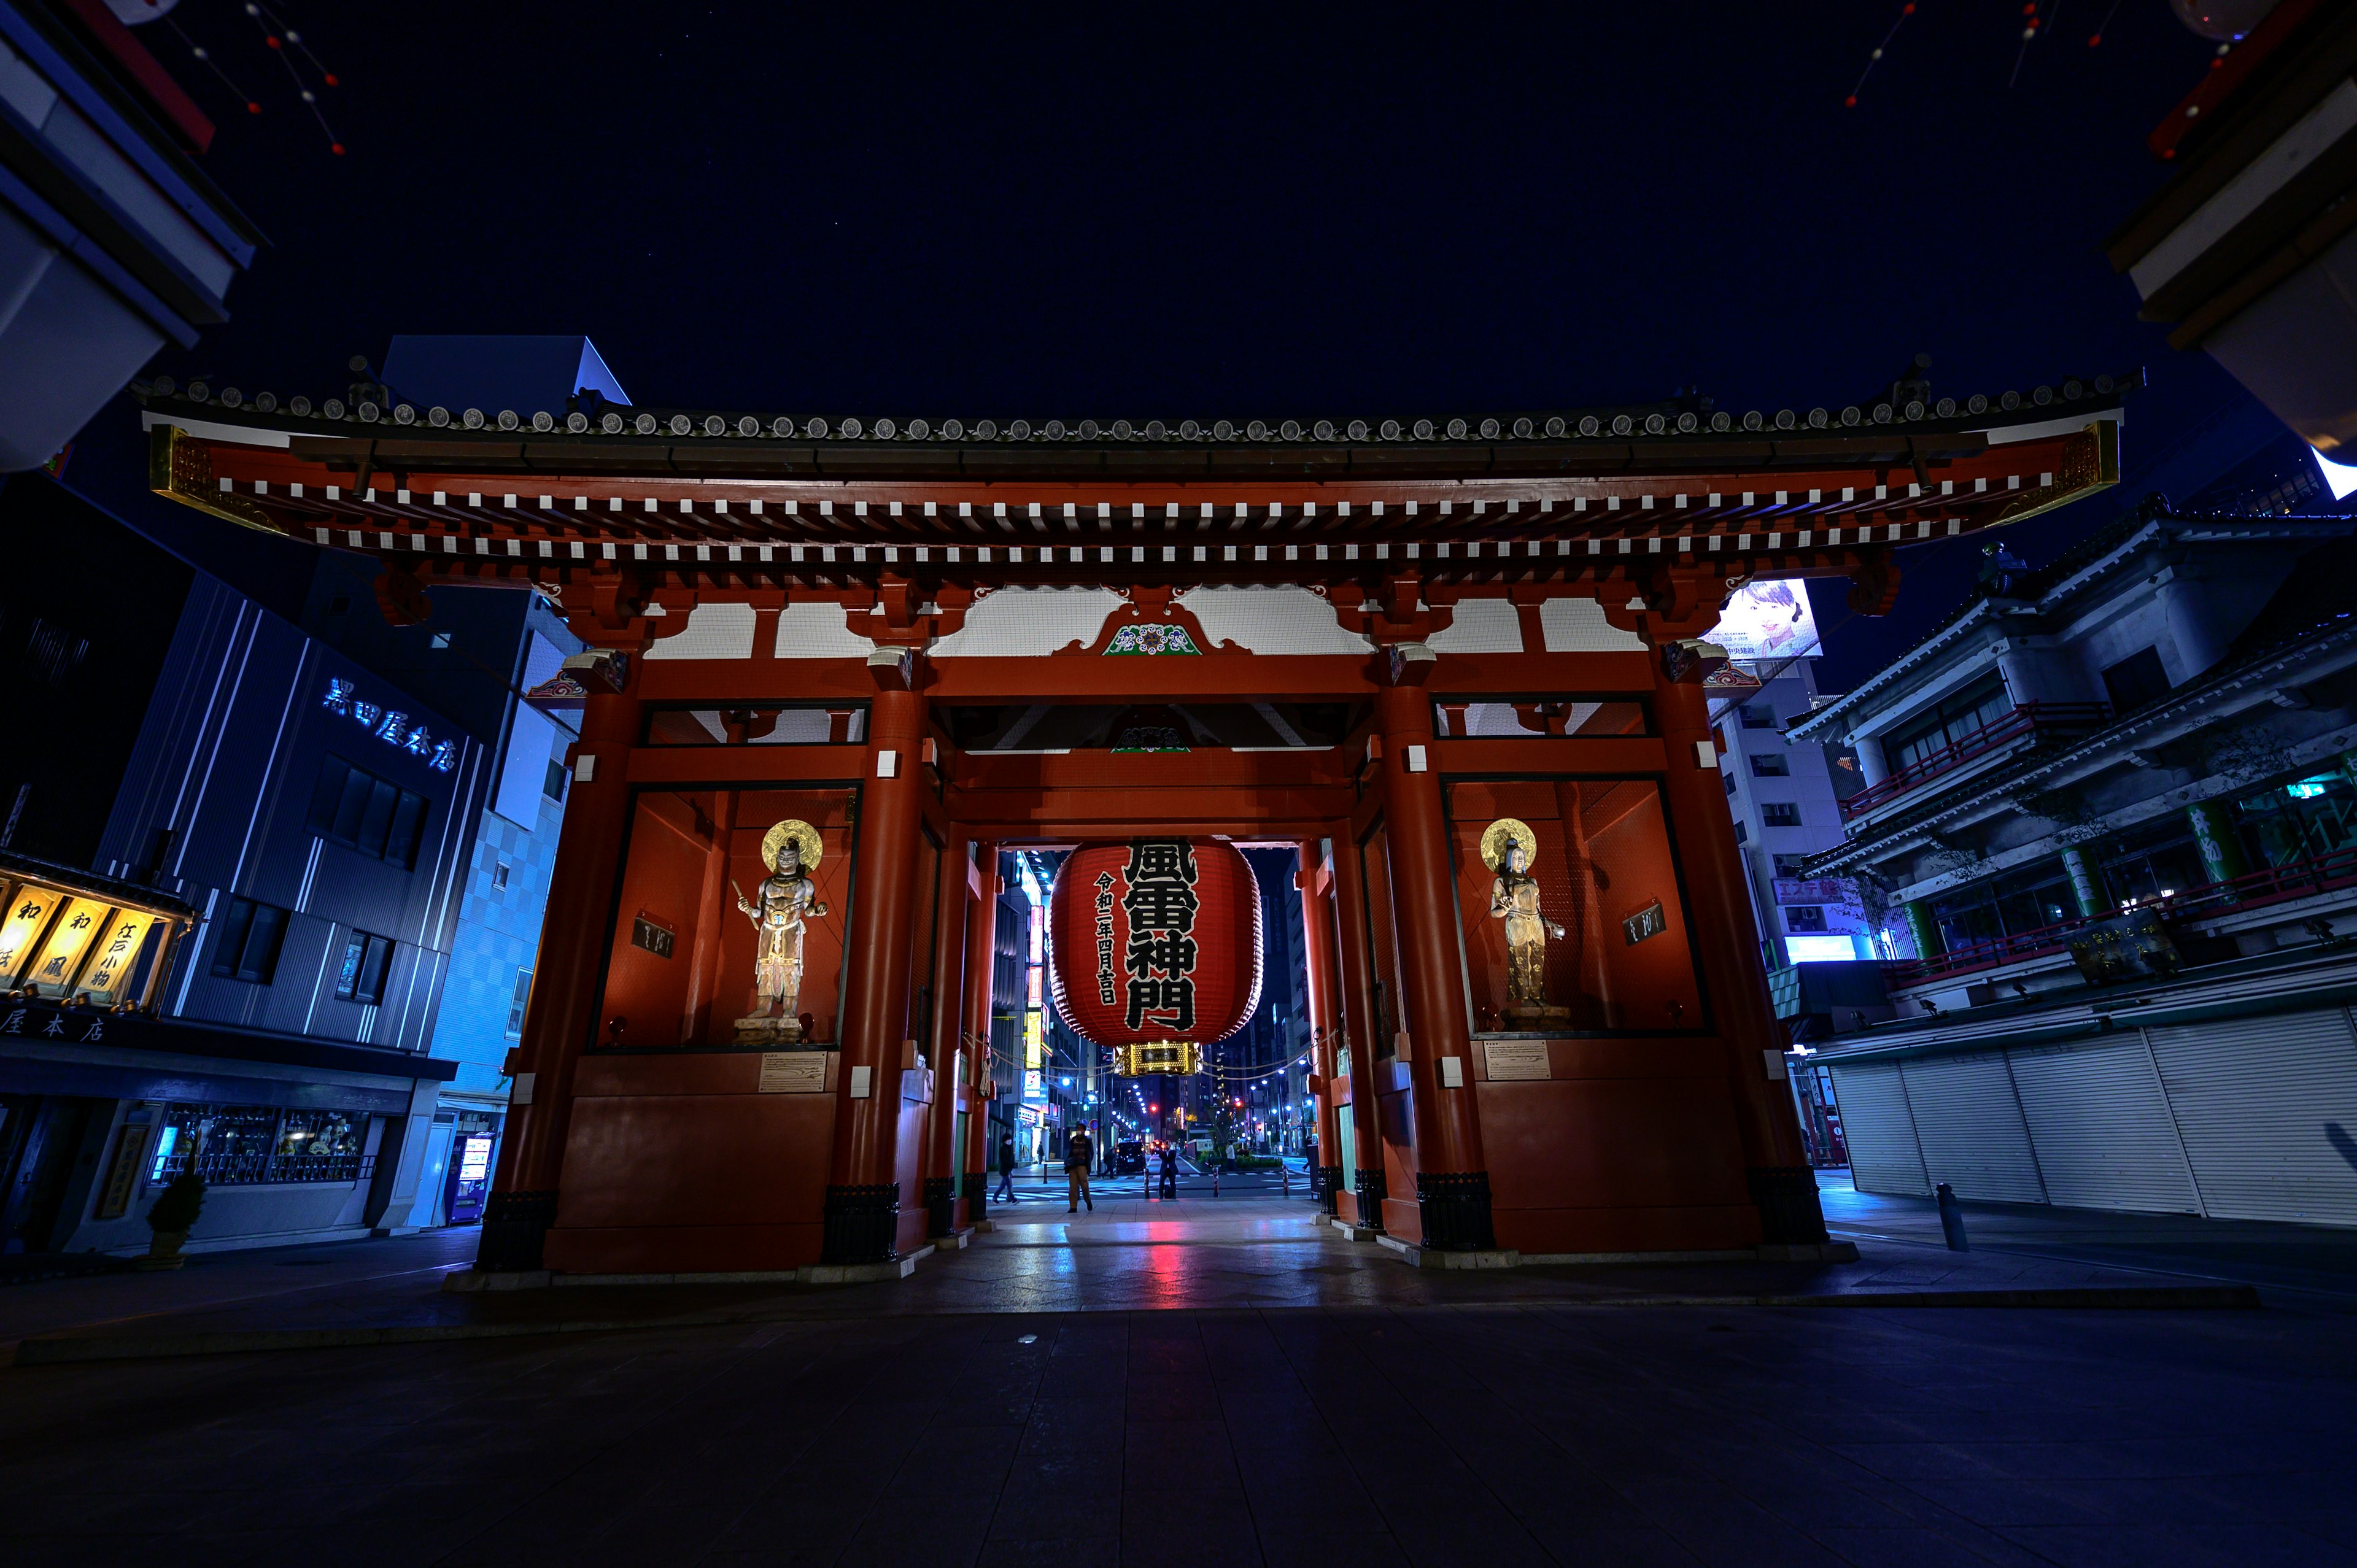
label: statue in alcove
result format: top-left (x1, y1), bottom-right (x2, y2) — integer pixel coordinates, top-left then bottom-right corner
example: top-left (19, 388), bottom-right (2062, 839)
top-left (1483, 817), bottom-right (1570, 1027)
top-left (733, 819), bottom-right (827, 1043)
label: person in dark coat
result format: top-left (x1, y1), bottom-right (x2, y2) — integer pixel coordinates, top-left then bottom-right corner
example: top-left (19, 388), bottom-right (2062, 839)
top-left (1065, 1127), bottom-right (1094, 1213)
top-left (994, 1129), bottom-right (1018, 1202)
top-left (1157, 1142), bottom-right (1178, 1200)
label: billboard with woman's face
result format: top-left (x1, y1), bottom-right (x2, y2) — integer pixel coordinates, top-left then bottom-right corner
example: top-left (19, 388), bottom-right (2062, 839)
top-left (1709, 579), bottom-right (1821, 663)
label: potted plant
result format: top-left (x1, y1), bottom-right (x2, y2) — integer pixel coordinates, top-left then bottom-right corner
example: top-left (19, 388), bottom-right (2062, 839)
top-left (141, 1170), bottom-right (206, 1269)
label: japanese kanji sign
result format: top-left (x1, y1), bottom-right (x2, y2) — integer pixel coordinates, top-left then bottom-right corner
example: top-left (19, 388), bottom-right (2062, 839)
top-left (1047, 838), bottom-right (1262, 1049)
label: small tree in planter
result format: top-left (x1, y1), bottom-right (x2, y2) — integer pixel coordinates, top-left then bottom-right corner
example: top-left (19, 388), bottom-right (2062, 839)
top-left (142, 1170), bottom-right (206, 1268)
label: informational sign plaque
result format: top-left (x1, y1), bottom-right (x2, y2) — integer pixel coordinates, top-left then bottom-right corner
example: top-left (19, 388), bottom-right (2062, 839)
top-left (1484, 1041), bottom-right (1552, 1080)
top-left (758, 1052), bottom-right (827, 1094)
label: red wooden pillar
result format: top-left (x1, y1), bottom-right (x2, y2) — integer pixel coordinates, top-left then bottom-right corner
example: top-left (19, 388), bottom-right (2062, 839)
top-left (921, 832), bottom-right (971, 1238)
top-left (1326, 817), bottom-right (1388, 1233)
top-left (1296, 839), bottom-right (1344, 1217)
top-left (476, 678), bottom-right (643, 1273)
top-left (679, 787), bottom-right (737, 1045)
top-left (958, 845), bottom-right (1001, 1226)
top-left (824, 657), bottom-right (929, 1263)
top-left (1374, 657), bottom-right (1493, 1249)
top-left (1650, 644), bottom-right (1827, 1244)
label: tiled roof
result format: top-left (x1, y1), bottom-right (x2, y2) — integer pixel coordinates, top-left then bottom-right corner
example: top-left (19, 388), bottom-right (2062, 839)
top-left (130, 373), bottom-right (2138, 452)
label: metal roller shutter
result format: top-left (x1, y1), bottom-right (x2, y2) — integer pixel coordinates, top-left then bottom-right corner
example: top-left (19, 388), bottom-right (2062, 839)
top-left (1898, 1051), bottom-right (2048, 1203)
top-left (1827, 1060), bottom-right (1928, 1197)
top-left (2145, 1009), bottom-right (2357, 1226)
top-left (2006, 1035), bottom-right (2200, 1215)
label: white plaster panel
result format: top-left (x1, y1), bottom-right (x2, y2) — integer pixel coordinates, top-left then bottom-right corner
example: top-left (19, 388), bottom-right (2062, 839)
top-left (644, 601), bottom-right (754, 660)
top-left (1183, 586), bottom-right (1372, 654)
top-left (931, 587), bottom-right (1124, 657)
top-left (1426, 597), bottom-right (1522, 654)
top-left (1540, 598), bottom-right (1646, 652)
top-left (775, 601), bottom-right (877, 658)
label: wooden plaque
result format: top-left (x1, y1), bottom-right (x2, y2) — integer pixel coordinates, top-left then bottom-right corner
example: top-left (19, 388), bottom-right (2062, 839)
top-left (1484, 1040), bottom-right (1552, 1081)
top-left (757, 1052), bottom-right (828, 1094)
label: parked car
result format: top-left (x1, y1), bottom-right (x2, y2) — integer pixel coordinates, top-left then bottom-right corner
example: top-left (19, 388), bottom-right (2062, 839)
top-left (1113, 1140), bottom-right (1147, 1175)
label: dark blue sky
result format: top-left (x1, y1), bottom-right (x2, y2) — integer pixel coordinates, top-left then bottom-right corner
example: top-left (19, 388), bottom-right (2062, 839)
top-left (117, 2), bottom-right (2249, 685)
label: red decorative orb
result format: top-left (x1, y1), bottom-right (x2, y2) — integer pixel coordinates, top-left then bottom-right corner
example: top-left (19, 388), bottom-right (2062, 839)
top-left (1047, 839), bottom-right (1263, 1049)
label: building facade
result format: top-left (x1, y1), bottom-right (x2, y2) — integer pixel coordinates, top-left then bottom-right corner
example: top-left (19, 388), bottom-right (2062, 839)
top-left (0, 464), bottom-right (575, 1256)
top-left (1790, 501), bottom-right (2357, 1226)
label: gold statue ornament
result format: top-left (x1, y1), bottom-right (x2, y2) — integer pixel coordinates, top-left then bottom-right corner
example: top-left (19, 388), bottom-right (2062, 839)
top-left (732, 819), bottom-right (827, 1043)
top-left (1482, 817), bottom-right (1570, 1025)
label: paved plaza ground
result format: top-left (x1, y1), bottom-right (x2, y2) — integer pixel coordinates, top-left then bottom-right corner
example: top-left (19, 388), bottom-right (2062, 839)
top-left (1, 1169), bottom-right (2351, 1566)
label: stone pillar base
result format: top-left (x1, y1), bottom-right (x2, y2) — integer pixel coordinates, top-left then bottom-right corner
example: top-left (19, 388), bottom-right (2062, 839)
top-left (1353, 1168), bottom-right (1387, 1235)
top-left (962, 1170), bottom-right (989, 1221)
top-left (474, 1189), bottom-right (558, 1273)
top-left (923, 1175), bottom-right (956, 1238)
top-left (821, 1182), bottom-right (901, 1265)
top-left (1747, 1165), bottom-right (1831, 1245)
top-left (1317, 1165), bottom-right (1344, 1218)
top-left (1415, 1170), bottom-right (1497, 1251)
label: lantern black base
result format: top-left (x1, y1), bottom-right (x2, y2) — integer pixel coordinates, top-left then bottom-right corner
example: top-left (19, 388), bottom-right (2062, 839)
top-left (1317, 1165), bottom-right (1343, 1217)
top-left (1353, 1168), bottom-right (1387, 1234)
top-left (923, 1175), bottom-right (956, 1238)
top-left (1415, 1170), bottom-right (1496, 1252)
top-left (821, 1183), bottom-right (901, 1265)
top-left (1747, 1165), bottom-right (1830, 1245)
top-left (474, 1189), bottom-right (557, 1273)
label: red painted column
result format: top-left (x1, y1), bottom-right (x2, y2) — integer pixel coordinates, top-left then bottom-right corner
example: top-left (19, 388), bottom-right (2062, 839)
top-left (1325, 816), bottom-right (1388, 1234)
top-left (679, 788), bottom-right (736, 1045)
top-left (921, 832), bottom-right (971, 1237)
top-left (477, 677), bottom-right (643, 1273)
top-left (1296, 840), bottom-right (1344, 1216)
top-left (824, 660), bottom-right (929, 1263)
top-left (959, 845), bottom-right (1001, 1226)
top-left (1650, 647), bottom-right (1826, 1244)
top-left (1374, 663), bottom-right (1494, 1249)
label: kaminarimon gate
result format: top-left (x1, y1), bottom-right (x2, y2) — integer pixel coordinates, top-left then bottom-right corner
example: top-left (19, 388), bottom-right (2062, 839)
top-left (145, 380), bottom-right (2121, 1277)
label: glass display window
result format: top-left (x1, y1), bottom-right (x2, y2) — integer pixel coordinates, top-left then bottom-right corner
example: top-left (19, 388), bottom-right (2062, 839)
top-left (600, 786), bottom-right (857, 1049)
top-left (1356, 822), bottom-right (1403, 1056)
top-left (1444, 779), bottom-right (1704, 1035)
top-left (2235, 768), bottom-right (2357, 870)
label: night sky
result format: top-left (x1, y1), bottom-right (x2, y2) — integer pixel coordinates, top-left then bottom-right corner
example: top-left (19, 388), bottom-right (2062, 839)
top-left (100, 2), bottom-right (2249, 689)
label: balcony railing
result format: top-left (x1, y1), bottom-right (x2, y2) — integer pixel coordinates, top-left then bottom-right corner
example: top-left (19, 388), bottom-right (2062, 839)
top-left (1880, 844), bottom-right (2357, 987)
top-left (153, 1151), bottom-right (376, 1186)
top-left (1841, 703), bottom-right (2111, 822)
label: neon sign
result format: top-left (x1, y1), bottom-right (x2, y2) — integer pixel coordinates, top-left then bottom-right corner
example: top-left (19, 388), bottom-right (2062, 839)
top-left (322, 678), bottom-right (457, 771)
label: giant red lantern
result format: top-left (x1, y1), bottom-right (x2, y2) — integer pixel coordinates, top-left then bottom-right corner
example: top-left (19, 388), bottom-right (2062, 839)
top-left (1047, 839), bottom-right (1263, 1048)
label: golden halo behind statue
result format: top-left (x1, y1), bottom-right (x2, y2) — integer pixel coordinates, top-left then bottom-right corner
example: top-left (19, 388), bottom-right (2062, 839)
top-left (761, 819), bottom-right (824, 874)
top-left (1480, 816), bottom-right (1538, 871)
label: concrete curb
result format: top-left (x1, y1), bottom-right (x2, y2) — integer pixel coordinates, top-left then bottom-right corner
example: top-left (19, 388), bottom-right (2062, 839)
top-left (7, 1282), bottom-right (2262, 1367)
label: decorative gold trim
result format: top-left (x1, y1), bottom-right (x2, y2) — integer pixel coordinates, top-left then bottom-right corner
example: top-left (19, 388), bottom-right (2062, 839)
top-left (1985, 423), bottom-right (2119, 533)
top-left (149, 424), bottom-right (277, 534)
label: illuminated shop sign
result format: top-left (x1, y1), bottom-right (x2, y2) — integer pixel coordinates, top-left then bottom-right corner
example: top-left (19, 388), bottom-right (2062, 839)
top-left (322, 678), bottom-right (458, 771)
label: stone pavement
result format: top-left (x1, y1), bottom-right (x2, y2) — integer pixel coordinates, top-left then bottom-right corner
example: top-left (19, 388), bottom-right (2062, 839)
top-left (2, 1290), bottom-right (2351, 1566)
top-left (1, 1189), bottom-right (2261, 1367)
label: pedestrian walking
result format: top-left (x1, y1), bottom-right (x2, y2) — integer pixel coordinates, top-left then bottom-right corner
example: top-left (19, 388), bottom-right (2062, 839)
top-left (1157, 1143), bottom-right (1177, 1200)
top-left (994, 1129), bottom-right (1018, 1203)
top-left (1065, 1127), bottom-right (1094, 1213)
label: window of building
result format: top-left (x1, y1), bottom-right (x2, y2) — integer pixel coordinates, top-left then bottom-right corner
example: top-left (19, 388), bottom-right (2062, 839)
top-left (209, 897), bottom-right (289, 984)
top-left (506, 968), bottom-right (532, 1037)
top-left (490, 860), bottom-right (511, 890)
top-left (2234, 770), bottom-right (2357, 870)
top-left (1772, 854), bottom-right (1813, 876)
top-left (1785, 905), bottom-right (1829, 932)
top-left (1886, 678), bottom-right (2017, 775)
top-left (1732, 819), bottom-right (1749, 844)
top-left (1740, 703), bottom-right (1778, 729)
top-left (1929, 859), bottom-right (2081, 953)
top-left (335, 930), bottom-right (395, 1005)
top-left (1749, 754), bottom-right (1789, 777)
top-left (307, 757), bottom-right (428, 868)
top-left (2100, 646), bottom-right (2172, 716)
top-left (1724, 768), bottom-right (1736, 796)
top-left (543, 759), bottom-right (568, 801)
top-left (2100, 819), bottom-right (2207, 905)
top-left (1760, 802), bottom-right (1802, 827)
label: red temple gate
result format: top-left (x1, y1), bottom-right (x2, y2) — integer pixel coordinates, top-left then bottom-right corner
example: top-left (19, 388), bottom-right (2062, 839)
top-left (144, 377), bottom-right (2123, 1272)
